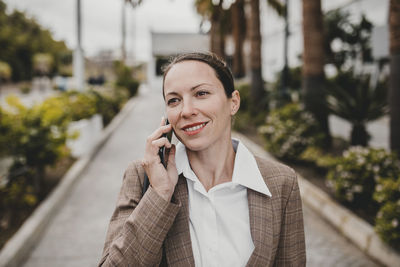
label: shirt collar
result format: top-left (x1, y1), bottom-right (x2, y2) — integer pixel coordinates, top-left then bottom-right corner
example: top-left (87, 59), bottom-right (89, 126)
top-left (175, 139), bottom-right (272, 197)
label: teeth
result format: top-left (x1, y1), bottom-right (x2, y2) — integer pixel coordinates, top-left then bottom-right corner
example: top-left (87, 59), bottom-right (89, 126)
top-left (184, 123), bottom-right (206, 132)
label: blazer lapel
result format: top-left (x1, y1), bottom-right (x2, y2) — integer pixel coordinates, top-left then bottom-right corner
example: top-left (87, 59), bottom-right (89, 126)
top-left (164, 175), bottom-right (195, 266)
top-left (246, 188), bottom-right (275, 266)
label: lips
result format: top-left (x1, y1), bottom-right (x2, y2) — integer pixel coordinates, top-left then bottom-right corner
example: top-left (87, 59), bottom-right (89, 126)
top-left (181, 122), bottom-right (208, 135)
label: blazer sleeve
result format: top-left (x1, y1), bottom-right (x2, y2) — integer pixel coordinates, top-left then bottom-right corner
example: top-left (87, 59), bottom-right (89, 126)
top-left (274, 173), bottom-right (306, 266)
top-left (98, 160), bottom-right (181, 267)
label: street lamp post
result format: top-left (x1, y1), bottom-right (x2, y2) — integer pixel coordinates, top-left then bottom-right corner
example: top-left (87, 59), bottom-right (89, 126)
top-left (280, 0), bottom-right (290, 103)
top-left (73, 0), bottom-right (84, 91)
top-left (121, 0), bottom-right (127, 63)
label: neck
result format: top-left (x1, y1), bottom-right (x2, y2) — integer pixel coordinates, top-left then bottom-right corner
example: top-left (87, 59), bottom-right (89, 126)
top-left (187, 135), bottom-right (236, 192)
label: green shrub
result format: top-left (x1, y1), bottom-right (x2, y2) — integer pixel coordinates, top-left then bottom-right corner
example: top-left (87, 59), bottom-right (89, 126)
top-left (0, 61), bottom-right (12, 81)
top-left (258, 103), bottom-right (324, 160)
top-left (299, 146), bottom-right (336, 171)
top-left (0, 87), bottom-right (128, 238)
top-left (326, 147), bottom-right (400, 211)
top-left (326, 70), bottom-right (388, 146)
top-left (233, 83), bottom-right (267, 131)
top-left (3, 95), bottom-right (70, 198)
top-left (114, 61), bottom-right (140, 98)
top-left (0, 108), bottom-right (11, 156)
top-left (0, 165), bottom-right (38, 225)
top-left (124, 80), bottom-right (139, 97)
top-left (90, 88), bottom-right (129, 126)
top-left (19, 83), bottom-right (31, 94)
top-left (374, 176), bottom-right (400, 248)
top-left (60, 91), bottom-right (97, 121)
top-left (236, 83), bottom-right (251, 112)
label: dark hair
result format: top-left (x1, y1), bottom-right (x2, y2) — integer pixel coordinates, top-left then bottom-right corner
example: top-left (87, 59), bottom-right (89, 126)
top-left (162, 52), bottom-right (234, 98)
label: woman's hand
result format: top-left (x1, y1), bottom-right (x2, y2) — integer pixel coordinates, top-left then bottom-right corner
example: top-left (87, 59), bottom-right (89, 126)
top-left (141, 117), bottom-right (178, 202)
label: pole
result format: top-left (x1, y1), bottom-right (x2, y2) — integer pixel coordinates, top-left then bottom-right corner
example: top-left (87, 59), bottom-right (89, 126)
top-left (121, 0), bottom-right (127, 63)
top-left (73, 0), bottom-right (85, 91)
top-left (280, 0), bottom-right (290, 103)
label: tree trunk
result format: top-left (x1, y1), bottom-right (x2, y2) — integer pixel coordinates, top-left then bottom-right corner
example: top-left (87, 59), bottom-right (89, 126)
top-left (249, 0), bottom-right (266, 114)
top-left (302, 0), bottom-right (331, 146)
top-left (351, 123), bottom-right (368, 146)
top-left (210, 1), bottom-right (225, 57)
top-left (232, 0), bottom-right (246, 78)
top-left (389, 0), bottom-right (400, 155)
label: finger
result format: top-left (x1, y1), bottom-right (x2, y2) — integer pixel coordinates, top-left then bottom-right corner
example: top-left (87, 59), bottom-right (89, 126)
top-left (147, 124), bottom-right (172, 143)
top-left (159, 116), bottom-right (165, 127)
top-left (151, 137), bottom-right (172, 149)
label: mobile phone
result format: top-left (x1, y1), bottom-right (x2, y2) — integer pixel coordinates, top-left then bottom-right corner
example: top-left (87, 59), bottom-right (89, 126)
top-left (158, 119), bottom-right (173, 168)
top-left (143, 119), bottom-right (172, 194)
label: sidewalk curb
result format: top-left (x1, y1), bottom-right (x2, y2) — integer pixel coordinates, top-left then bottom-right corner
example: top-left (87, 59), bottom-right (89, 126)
top-left (233, 132), bottom-right (400, 267)
top-left (0, 93), bottom-right (139, 267)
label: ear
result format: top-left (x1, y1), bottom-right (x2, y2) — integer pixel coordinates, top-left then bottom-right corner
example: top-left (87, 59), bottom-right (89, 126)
top-left (230, 90), bottom-right (240, 116)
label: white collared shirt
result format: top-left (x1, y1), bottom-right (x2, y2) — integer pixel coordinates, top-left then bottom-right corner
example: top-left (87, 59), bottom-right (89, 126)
top-left (175, 139), bottom-right (272, 267)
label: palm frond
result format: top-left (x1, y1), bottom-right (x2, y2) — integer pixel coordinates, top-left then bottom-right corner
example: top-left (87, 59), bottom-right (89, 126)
top-left (267, 0), bottom-right (285, 17)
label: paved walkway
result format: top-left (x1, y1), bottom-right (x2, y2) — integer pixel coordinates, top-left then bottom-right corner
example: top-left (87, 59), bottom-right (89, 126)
top-left (22, 85), bottom-right (380, 266)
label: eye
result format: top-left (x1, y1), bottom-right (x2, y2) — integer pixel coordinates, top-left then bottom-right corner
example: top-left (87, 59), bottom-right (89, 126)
top-left (167, 98), bottom-right (180, 106)
top-left (196, 90), bottom-right (209, 97)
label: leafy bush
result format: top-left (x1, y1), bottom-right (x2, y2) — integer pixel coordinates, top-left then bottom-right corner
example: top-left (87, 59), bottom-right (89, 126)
top-left (326, 70), bottom-right (388, 146)
top-left (114, 61), bottom-right (140, 97)
top-left (374, 176), bottom-right (400, 248)
top-left (326, 147), bottom-right (400, 211)
top-left (299, 146), bottom-right (336, 172)
top-left (0, 164), bottom-right (38, 230)
top-left (19, 83), bottom-right (31, 94)
top-left (233, 83), bottom-right (267, 131)
top-left (58, 91), bottom-right (98, 121)
top-left (0, 107), bottom-right (11, 157)
top-left (236, 82), bottom-right (251, 112)
top-left (0, 87), bottom-right (130, 246)
top-left (0, 1), bottom-right (71, 81)
top-left (258, 103), bottom-right (324, 160)
top-left (90, 88), bottom-right (129, 126)
top-left (0, 61), bottom-right (12, 81)
top-left (0, 88), bottom-right (129, 200)
top-left (2, 96), bottom-right (70, 197)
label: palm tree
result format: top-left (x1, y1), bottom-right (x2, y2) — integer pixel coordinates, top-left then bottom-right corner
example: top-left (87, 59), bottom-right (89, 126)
top-left (249, 0), bottom-right (264, 114)
top-left (231, 0), bottom-right (246, 78)
top-left (327, 70), bottom-right (388, 146)
top-left (195, 0), bottom-right (227, 57)
top-left (248, 0), bottom-right (284, 114)
top-left (389, 0), bottom-right (400, 155)
top-left (302, 0), bottom-right (331, 146)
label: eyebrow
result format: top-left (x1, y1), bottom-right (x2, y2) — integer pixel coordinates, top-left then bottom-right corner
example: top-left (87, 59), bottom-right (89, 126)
top-left (165, 83), bottom-right (212, 97)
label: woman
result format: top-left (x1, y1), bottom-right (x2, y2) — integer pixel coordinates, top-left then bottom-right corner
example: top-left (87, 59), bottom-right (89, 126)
top-left (99, 52), bottom-right (306, 266)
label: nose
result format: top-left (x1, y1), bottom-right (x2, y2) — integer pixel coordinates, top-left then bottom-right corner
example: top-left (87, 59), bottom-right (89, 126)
top-left (181, 99), bottom-right (198, 118)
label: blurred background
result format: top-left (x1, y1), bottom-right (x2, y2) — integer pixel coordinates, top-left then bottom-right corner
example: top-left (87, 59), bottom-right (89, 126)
top-left (0, 0), bottom-right (399, 266)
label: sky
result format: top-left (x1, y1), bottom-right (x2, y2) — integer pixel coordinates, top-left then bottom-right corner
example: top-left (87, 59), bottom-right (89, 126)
top-left (4, 0), bottom-right (203, 61)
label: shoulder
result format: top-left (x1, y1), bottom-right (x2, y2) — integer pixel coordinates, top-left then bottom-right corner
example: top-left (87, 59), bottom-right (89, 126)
top-left (254, 156), bottom-right (296, 180)
top-left (254, 156), bottom-right (298, 199)
top-left (123, 160), bottom-right (146, 187)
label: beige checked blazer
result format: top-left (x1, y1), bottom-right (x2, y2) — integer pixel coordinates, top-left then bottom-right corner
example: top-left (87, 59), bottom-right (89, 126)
top-left (99, 156), bottom-right (306, 266)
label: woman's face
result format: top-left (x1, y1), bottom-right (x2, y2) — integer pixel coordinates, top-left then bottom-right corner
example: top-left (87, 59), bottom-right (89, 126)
top-left (163, 60), bottom-right (240, 151)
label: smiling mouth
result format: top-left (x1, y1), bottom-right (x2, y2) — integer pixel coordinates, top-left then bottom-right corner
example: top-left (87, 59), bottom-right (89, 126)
top-left (182, 122), bottom-right (208, 134)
